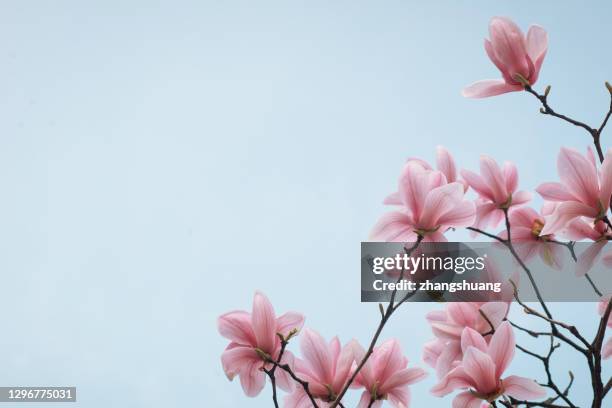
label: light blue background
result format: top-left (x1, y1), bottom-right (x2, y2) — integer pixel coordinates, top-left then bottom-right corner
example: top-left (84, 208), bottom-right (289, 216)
top-left (1, 1), bottom-right (610, 407)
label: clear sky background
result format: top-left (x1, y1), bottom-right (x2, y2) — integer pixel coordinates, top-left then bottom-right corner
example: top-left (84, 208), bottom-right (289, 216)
top-left (1, 1), bottom-right (611, 407)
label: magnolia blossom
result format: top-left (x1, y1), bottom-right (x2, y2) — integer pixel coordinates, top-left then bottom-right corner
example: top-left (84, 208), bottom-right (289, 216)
top-left (537, 147), bottom-right (612, 235)
top-left (371, 161), bottom-right (475, 242)
top-left (384, 147), bottom-right (467, 206)
top-left (424, 302), bottom-right (509, 378)
top-left (461, 155), bottom-right (531, 230)
top-left (500, 205), bottom-right (564, 270)
top-left (218, 292), bottom-right (305, 397)
top-left (352, 339), bottom-right (427, 408)
top-left (284, 329), bottom-right (357, 407)
top-left (463, 17), bottom-right (547, 98)
top-left (598, 297), bottom-right (612, 359)
top-left (431, 322), bottom-right (546, 405)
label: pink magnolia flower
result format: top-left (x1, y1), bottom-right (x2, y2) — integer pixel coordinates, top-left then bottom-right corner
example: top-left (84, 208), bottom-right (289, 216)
top-left (424, 302), bottom-right (509, 378)
top-left (352, 339), bottom-right (427, 408)
top-left (371, 162), bottom-right (476, 242)
top-left (461, 156), bottom-right (531, 230)
top-left (284, 329), bottom-right (357, 407)
top-left (500, 205), bottom-right (564, 270)
top-left (218, 292), bottom-right (305, 397)
top-left (384, 147), bottom-right (467, 206)
top-left (537, 147), bottom-right (612, 235)
top-left (431, 322), bottom-right (546, 405)
top-left (463, 17), bottom-right (547, 98)
top-left (597, 297), bottom-right (612, 360)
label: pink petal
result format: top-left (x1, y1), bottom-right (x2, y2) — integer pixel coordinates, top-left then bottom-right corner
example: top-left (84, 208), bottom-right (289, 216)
top-left (557, 147), bottom-right (599, 206)
top-left (488, 321), bottom-right (515, 377)
top-left (508, 207), bottom-right (538, 229)
top-left (576, 241), bottom-right (607, 277)
top-left (479, 302), bottom-right (509, 329)
top-left (502, 162), bottom-right (518, 194)
top-left (381, 367), bottom-right (427, 395)
top-left (488, 17), bottom-right (530, 81)
top-left (602, 251), bottom-right (612, 268)
top-left (422, 339), bottom-right (444, 369)
top-left (437, 199), bottom-right (476, 229)
top-left (221, 344), bottom-right (260, 380)
top-left (275, 351), bottom-right (296, 392)
top-left (372, 339), bottom-right (405, 385)
top-left (511, 190), bottom-right (531, 206)
top-left (525, 25), bottom-right (548, 82)
top-left (563, 218), bottom-right (601, 241)
top-left (239, 359), bottom-right (267, 397)
top-left (448, 303), bottom-right (478, 327)
top-left (461, 169), bottom-right (494, 201)
top-left (536, 182), bottom-right (576, 202)
top-left (540, 201), bottom-right (598, 236)
top-left (357, 392), bottom-right (379, 408)
top-left (430, 366), bottom-right (473, 397)
top-left (484, 39), bottom-right (512, 81)
top-left (431, 321), bottom-right (464, 340)
top-left (435, 341), bottom-right (462, 379)
top-left (399, 163), bottom-right (445, 220)
top-left (503, 375), bottom-right (547, 400)
top-left (462, 79), bottom-right (522, 98)
top-left (480, 155), bottom-right (508, 204)
top-left (603, 338), bottom-right (612, 359)
top-left (284, 389), bottom-right (315, 408)
top-left (473, 202), bottom-right (503, 230)
top-left (218, 310), bottom-right (256, 346)
top-left (461, 327), bottom-right (488, 354)
top-left (598, 149), bottom-right (612, 211)
top-left (369, 210), bottom-right (417, 242)
top-left (383, 191), bottom-right (402, 205)
top-left (452, 391), bottom-right (484, 408)
top-left (331, 339), bottom-right (358, 392)
top-left (436, 146), bottom-right (457, 182)
top-left (462, 347), bottom-right (498, 394)
top-left (388, 387), bottom-right (411, 408)
top-left (419, 183), bottom-right (465, 229)
top-left (252, 291), bottom-right (277, 353)
top-left (300, 328), bottom-right (332, 385)
top-left (276, 311), bottom-right (305, 339)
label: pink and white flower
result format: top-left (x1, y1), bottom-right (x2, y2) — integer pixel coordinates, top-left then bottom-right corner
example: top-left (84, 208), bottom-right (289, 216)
top-left (352, 339), bottom-right (427, 408)
top-left (461, 155), bottom-right (531, 230)
top-left (218, 292), bottom-right (305, 397)
top-left (431, 322), bottom-right (546, 405)
top-left (371, 161), bottom-right (475, 242)
top-left (284, 329), bottom-right (357, 407)
top-left (537, 147), bottom-right (612, 235)
top-left (463, 17), bottom-right (548, 98)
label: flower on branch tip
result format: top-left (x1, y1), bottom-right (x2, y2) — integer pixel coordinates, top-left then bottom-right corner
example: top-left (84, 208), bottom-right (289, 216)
top-left (431, 322), bottom-right (547, 405)
top-left (424, 302), bottom-right (509, 379)
top-left (536, 147), bottom-right (612, 236)
top-left (371, 152), bottom-right (475, 242)
top-left (352, 339), bottom-right (427, 408)
top-left (461, 155), bottom-right (531, 231)
top-left (217, 291), bottom-right (305, 397)
top-left (284, 329), bottom-right (358, 407)
top-left (463, 17), bottom-right (548, 98)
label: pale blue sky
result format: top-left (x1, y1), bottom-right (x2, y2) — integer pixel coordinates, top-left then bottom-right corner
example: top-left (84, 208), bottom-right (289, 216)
top-left (1, 1), bottom-right (610, 407)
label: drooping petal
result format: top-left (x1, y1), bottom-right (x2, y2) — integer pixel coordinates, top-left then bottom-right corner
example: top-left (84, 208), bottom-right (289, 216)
top-left (381, 367), bottom-right (427, 395)
top-left (487, 321), bottom-right (515, 377)
top-left (388, 387), bottom-right (411, 408)
top-left (503, 375), bottom-right (547, 400)
top-left (218, 310), bottom-right (256, 346)
top-left (252, 291), bottom-right (277, 353)
top-left (511, 190), bottom-right (532, 206)
top-left (462, 79), bottom-right (522, 98)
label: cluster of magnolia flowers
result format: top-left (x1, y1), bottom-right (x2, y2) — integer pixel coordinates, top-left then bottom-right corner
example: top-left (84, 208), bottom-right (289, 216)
top-left (217, 16), bottom-right (612, 408)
